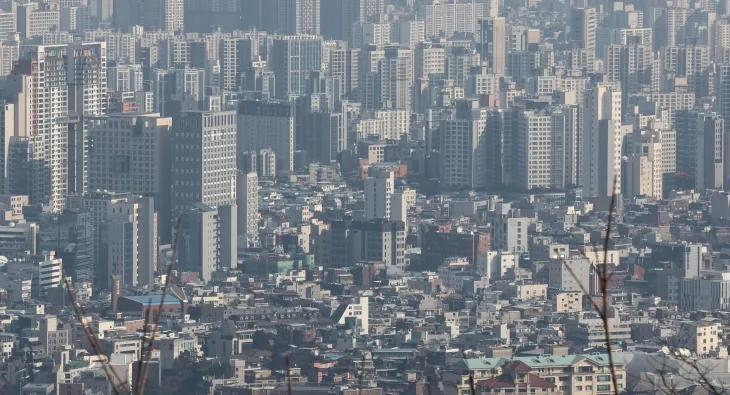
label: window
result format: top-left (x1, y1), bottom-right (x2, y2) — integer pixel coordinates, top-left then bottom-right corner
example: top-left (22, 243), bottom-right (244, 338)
top-left (597, 385), bottom-right (610, 391)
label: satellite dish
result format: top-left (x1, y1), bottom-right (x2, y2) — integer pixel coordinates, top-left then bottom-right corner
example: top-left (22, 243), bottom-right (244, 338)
top-left (681, 349), bottom-right (691, 357)
top-left (661, 346), bottom-right (670, 355)
top-left (673, 349), bottom-right (681, 357)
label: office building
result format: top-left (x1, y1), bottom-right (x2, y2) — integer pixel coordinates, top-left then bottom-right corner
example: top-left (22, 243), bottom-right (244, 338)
top-left (379, 46), bottom-right (413, 111)
top-left (681, 272), bottom-right (730, 312)
top-left (88, 113), bottom-right (173, 239)
top-left (17, 4), bottom-right (61, 39)
top-left (38, 209), bottom-right (94, 283)
top-left (172, 111), bottom-right (237, 220)
top-left (238, 101), bottom-right (294, 174)
top-left (0, 13), bottom-right (16, 42)
top-left (514, 108), bottom-right (577, 190)
top-left (219, 37), bottom-right (256, 92)
top-left (237, 171), bottom-right (259, 248)
top-left (0, 220), bottom-right (37, 256)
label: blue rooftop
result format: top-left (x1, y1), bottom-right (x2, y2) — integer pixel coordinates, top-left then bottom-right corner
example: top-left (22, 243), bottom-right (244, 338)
top-left (121, 293), bottom-right (182, 305)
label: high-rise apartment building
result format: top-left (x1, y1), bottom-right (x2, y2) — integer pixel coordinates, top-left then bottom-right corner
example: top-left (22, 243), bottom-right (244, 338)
top-left (445, 46), bottom-right (480, 90)
top-left (12, 45), bottom-right (70, 210)
top-left (237, 101), bottom-right (294, 174)
top-left (172, 111), bottom-right (237, 221)
top-left (380, 46), bottom-right (413, 111)
top-left (480, 17), bottom-right (506, 77)
top-left (108, 63), bottom-right (144, 93)
top-left (440, 99), bottom-right (488, 190)
top-left (270, 36), bottom-right (324, 99)
top-left (514, 107), bottom-right (577, 190)
top-left (276, 0), bottom-right (321, 35)
top-left (219, 37), bottom-right (256, 92)
top-left (113, 0), bottom-right (183, 32)
top-left (569, 7), bottom-right (597, 71)
top-left (581, 83), bottom-right (624, 198)
top-left (364, 169), bottom-right (394, 220)
top-left (414, 42), bottom-right (445, 79)
top-left (624, 130), bottom-right (664, 199)
top-left (237, 171), bottom-right (259, 247)
top-left (421, 0), bottom-right (498, 38)
top-left (321, 0), bottom-right (383, 41)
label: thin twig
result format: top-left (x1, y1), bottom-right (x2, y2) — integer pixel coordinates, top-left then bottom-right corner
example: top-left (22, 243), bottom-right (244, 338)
top-left (358, 353), bottom-right (365, 395)
top-left (285, 355), bottom-right (293, 395)
top-left (601, 176), bottom-right (620, 395)
top-left (559, 176), bottom-right (619, 395)
top-left (135, 299), bottom-right (153, 395)
top-left (138, 218), bottom-right (182, 395)
top-left (63, 276), bottom-right (127, 394)
top-left (462, 349), bottom-right (476, 395)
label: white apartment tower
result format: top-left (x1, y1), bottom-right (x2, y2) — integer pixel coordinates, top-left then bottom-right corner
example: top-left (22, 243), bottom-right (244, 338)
top-left (12, 45), bottom-right (69, 210)
top-left (237, 171), bottom-right (259, 247)
top-left (624, 130), bottom-right (663, 199)
top-left (380, 46), bottom-right (413, 111)
top-left (515, 109), bottom-right (576, 190)
top-left (569, 7), bottom-right (597, 71)
top-left (414, 42), bottom-right (445, 79)
top-left (481, 17), bottom-right (506, 77)
top-left (581, 83), bottom-right (624, 198)
top-left (276, 0), bottom-right (321, 35)
top-left (364, 169), bottom-right (394, 220)
top-left (440, 99), bottom-right (488, 190)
